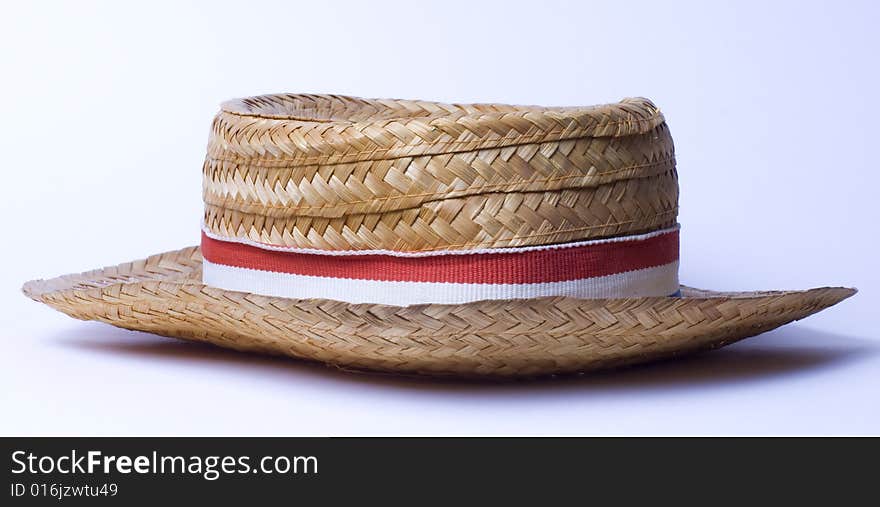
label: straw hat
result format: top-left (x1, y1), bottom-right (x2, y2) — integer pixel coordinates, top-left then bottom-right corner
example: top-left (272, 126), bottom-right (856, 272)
top-left (23, 93), bottom-right (855, 377)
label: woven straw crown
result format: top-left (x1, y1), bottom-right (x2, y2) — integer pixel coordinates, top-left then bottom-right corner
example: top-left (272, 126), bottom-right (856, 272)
top-left (203, 94), bottom-right (678, 252)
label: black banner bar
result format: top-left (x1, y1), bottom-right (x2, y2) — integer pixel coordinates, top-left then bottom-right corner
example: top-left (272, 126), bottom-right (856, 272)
top-left (2, 437), bottom-right (875, 504)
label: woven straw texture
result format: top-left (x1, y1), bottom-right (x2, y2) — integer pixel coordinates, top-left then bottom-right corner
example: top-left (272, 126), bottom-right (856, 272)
top-left (22, 247), bottom-right (855, 377)
top-left (23, 94), bottom-right (855, 377)
top-left (204, 94), bottom-right (677, 251)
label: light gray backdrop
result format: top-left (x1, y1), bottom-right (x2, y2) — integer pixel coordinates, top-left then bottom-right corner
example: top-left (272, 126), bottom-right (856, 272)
top-left (1, 0), bottom-right (876, 434)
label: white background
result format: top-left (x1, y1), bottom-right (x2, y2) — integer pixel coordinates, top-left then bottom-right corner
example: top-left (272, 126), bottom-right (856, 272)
top-left (1, 0), bottom-right (876, 435)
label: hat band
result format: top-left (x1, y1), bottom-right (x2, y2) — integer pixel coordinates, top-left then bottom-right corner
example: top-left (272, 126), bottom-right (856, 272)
top-left (200, 227), bottom-right (679, 305)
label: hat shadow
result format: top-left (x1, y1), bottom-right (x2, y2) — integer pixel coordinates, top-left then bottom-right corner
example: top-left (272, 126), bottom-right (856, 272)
top-left (54, 323), bottom-right (875, 393)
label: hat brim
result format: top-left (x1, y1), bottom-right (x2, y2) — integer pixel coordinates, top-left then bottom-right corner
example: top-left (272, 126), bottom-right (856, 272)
top-left (22, 246), bottom-right (855, 378)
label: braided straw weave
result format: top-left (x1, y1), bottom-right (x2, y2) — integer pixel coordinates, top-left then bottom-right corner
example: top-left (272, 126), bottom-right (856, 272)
top-left (22, 248), bottom-right (854, 377)
top-left (22, 93), bottom-right (856, 377)
top-left (204, 94), bottom-right (677, 251)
